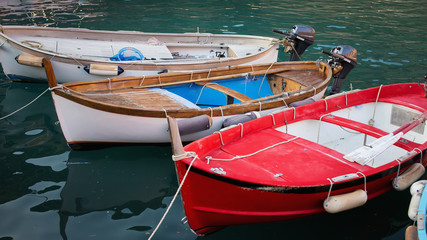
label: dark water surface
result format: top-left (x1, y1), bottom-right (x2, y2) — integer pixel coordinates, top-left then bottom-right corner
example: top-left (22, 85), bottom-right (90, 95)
top-left (0, 0), bottom-right (426, 239)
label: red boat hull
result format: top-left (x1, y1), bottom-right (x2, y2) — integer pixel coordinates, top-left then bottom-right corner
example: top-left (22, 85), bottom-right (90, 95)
top-left (176, 153), bottom-right (427, 235)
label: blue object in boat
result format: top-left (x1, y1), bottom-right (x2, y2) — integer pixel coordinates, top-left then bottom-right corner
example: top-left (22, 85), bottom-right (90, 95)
top-left (110, 47), bottom-right (144, 61)
top-left (418, 184), bottom-right (427, 240)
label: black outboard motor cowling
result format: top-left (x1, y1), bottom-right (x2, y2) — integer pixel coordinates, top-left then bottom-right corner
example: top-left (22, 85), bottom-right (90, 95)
top-left (273, 25), bottom-right (315, 61)
top-left (323, 45), bottom-right (357, 95)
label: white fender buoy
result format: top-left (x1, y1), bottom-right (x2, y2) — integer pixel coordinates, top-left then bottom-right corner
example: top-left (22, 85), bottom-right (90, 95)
top-left (408, 192), bottom-right (422, 221)
top-left (15, 54), bottom-right (44, 67)
top-left (83, 64), bottom-right (124, 76)
top-left (410, 180), bottom-right (427, 196)
top-left (393, 163), bottom-right (425, 191)
top-left (408, 180), bottom-right (427, 221)
top-left (177, 115), bottom-right (212, 136)
top-left (323, 189), bottom-right (368, 214)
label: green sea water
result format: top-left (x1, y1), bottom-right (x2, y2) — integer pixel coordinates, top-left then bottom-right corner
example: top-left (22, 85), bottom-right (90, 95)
top-left (0, 0), bottom-right (426, 239)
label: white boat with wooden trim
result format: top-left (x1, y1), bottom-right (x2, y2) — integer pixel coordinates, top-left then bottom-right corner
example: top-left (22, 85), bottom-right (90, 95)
top-left (43, 46), bottom-right (356, 149)
top-left (0, 24), bottom-right (315, 83)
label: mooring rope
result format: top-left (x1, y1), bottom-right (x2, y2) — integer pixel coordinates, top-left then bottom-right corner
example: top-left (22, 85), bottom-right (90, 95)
top-left (257, 61), bottom-right (275, 97)
top-left (205, 136), bottom-right (299, 162)
top-left (149, 152), bottom-right (198, 240)
top-left (0, 88), bottom-right (49, 120)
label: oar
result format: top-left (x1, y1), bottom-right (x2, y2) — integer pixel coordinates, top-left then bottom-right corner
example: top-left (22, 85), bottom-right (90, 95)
top-left (344, 112), bottom-right (427, 165)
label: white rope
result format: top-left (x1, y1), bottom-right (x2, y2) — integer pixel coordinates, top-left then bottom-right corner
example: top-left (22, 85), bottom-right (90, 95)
top-left (216, 131), bottom-right (225, 146)
top-left (257, 61), bottom-right (275, 97)
top-left (280, 98), bottom-right (288, 108)
top-left (364, 85), bottom-right (383, 145)
top-left (357, 172), bottom-right (367, 192)
top-left (208, 107), bottom-right (213, 118)
top-left (395, 159), bottom-right (402, 178)
top-left (413, 148), bottom-right (423, 164)
top-left (0, 88), bottom-right (49, 120)
top-left (139, 75), bottom-right (146, 87)
top-left (370, 84), bottom-right (383, 126)
top-left (195, 83), bottom-right (211, 105)
top-left (322, 99), bottom-right (328, 111)
top-left (326, 178), bottom-right (334, 201)
top-left (270, 114), bottom-right (276, 126)
top-left (312, 86), bottom-right (317, 96)
top-left (205, 136), bottom-right (299, 162)
top-left (149, 153), bottom-right (198, 240)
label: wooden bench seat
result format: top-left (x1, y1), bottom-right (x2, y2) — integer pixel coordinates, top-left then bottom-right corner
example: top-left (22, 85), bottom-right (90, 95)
top-left (195, 82), bottom-right (252, 104)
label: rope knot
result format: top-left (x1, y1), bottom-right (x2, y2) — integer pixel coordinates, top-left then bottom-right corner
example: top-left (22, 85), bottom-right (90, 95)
top-left (172, 151), bottom-right (198, 161)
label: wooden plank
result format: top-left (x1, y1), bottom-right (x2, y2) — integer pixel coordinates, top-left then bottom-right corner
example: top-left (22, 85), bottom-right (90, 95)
top-left (195, 82), bottom-right (252, 103)
top-left (275, 70), bottom-right (325, 87)
top-left (82, 88), bottom-right (190, 109)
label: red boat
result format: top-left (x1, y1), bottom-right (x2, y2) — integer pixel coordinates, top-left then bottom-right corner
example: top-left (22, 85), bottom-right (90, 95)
top-left (168, 82), bottom-right (427, 236)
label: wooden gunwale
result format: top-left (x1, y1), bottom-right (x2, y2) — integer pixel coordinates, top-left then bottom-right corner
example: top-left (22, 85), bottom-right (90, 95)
top-left (60, 61), bottom-right (322, 91)
top-left (49, 61), bottom-right (332, 118)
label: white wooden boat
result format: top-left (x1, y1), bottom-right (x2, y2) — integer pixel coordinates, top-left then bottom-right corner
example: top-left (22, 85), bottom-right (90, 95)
top-left (43, 45), bottom-right (355, 149)
top-left (0, 25), bottom-right (314, 83)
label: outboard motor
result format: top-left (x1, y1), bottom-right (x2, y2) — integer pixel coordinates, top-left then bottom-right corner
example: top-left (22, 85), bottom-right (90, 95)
top-left (323, 45), bottom-right (357, 95)
top-left (273, 25), bottom-right (315, 61)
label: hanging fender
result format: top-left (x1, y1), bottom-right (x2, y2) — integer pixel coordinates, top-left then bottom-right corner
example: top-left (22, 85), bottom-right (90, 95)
top-left (393, 163), bottom-right (425, 191)
top-left (177, 115), bottom-right (213, 136)
top-left (323, 189), bottom-right (367, 214)
top-left (83, 64), bottom-right (124, 76)
top-left (408, 180), bottom-right (427, 221)
top-left (15, 54), bottom-right (44, 67)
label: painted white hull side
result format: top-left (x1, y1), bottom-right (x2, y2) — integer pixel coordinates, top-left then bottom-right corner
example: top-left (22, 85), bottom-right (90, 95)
top-left (51, 89), bottom-right (326, 145)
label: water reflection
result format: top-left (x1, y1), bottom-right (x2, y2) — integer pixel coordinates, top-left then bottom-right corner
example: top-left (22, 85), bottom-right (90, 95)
top-left (0, 0), bottom-right (105, 27)
top-left (58, 146), bottom-right (176, 239)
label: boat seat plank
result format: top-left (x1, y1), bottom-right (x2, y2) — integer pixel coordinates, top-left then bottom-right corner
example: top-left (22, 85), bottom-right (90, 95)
top-left (227, 45), bottom-right (262, 57)
top-left (320, 114), bottom-right (419, 149)
top-left (274, 70), bottom-right (325, 87)
top-left (81, 88), bottom-right (195, 109)
top-left (195, 82), bottom-right (252, 103)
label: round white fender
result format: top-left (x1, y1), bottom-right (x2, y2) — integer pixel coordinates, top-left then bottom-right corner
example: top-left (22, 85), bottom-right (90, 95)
top-left (323, 189), bottom-right (368, 214)
top-left (394, 163), bottom-right (425, 191)
top-left (408, 180), bottom-right (427, 221)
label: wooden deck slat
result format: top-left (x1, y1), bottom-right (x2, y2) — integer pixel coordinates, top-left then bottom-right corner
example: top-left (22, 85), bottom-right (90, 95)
top-left (81, 89), bottom-right (190, 109)
top-left (274, 70), bottom-right (325, 87)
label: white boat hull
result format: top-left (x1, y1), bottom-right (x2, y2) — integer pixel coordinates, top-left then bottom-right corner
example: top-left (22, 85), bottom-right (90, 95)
top-left (51, 89), bottom-right (326, 145)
